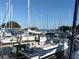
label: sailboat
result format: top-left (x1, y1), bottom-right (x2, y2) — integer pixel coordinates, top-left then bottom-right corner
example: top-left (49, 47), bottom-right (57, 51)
top-left (16, 0), bottom-right (69, 59)
top-left (0, 0), bottom-right (69, 59)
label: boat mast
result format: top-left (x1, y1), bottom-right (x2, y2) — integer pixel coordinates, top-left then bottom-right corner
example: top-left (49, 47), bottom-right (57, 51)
top-left (69, 0), bottom-right (78, 59)
top-left (47, 15), bottom-right (49, 32)
top-left (0, 12), bottom-right (3, 29)
top-left (41, 14), bottom-right (43, 29)
top-left (35, 16), bottom-right (37, 28)
top-left (28, 0), bottom-right (31, 28)
top-left (8, 0), bottom-right (11, 28)
top-left (0, 12), bottom-right (4, 58)
top-left (6, 2), bottom-right (8, 29)
top-left (59, 16), bottom-right (61, 32)
top-left (11, 3), bottom-right (13, 29)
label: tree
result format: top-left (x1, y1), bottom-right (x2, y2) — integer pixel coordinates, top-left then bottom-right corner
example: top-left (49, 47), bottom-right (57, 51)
top-left (23, 28), bottom-right (28, 30)
top-left (29, 27), bottom-right (39, 31)
top-left (76, 24), bottom-right (79, 30)
top-left (58, 25), bottom-right (71, 32)
top-left (1, 21), bottom-right (21, 28)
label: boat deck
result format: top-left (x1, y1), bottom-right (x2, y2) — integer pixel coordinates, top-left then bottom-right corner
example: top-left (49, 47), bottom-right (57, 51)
top-left (0, 56), bottom-right (15, 59)
top-left (18, 43), bottom-right (68, 59)
top-left (73, 50), bottom-right (79, 59)
top-left (0, 56), bottom-right (4, 59)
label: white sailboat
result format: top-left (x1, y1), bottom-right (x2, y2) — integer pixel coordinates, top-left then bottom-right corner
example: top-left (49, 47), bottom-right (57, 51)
top-left (17, 0), bottom-right (69, 59)
top-left (0, 0), bottom-right (69, 59)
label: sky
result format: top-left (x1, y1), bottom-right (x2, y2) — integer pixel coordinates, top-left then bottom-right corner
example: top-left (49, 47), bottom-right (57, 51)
top-left (0, 0), bottom-right (75, 29)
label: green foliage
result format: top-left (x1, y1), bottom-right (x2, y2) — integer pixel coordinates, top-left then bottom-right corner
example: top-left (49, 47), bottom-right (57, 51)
top-left (59, 25), bottom-right (71, 32)
top-left (23, 27), bottom-right (38, 31)
top-left (76, 24), bottom-right (79, 30)
top-left (58, 24), bottom-right (79, 32)
top-left (1, 21), bottom-right (21, 28)
top-left (29, 27), bottom-right (38, 31)
top-left (23, 28), bottom-right (28, 30)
